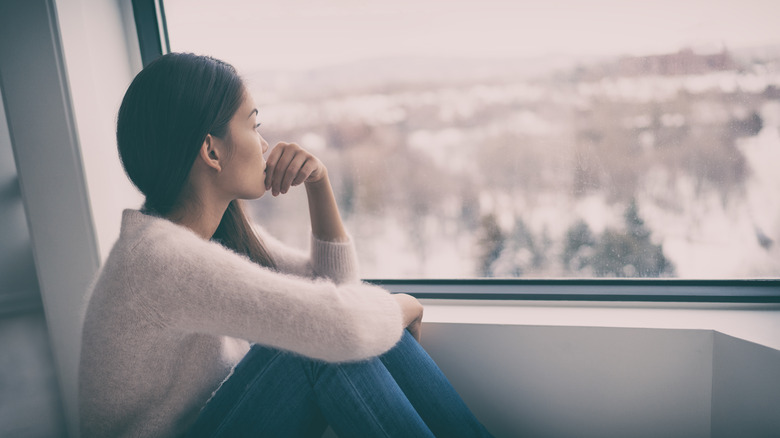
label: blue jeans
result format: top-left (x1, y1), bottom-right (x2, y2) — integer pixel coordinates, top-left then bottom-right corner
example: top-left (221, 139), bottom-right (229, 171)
top-left (186, 330), bottom-right (493, 437)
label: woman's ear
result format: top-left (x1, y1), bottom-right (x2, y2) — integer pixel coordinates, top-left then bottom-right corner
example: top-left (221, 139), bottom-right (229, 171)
top-left (199, 134), bottom-right (222, 172)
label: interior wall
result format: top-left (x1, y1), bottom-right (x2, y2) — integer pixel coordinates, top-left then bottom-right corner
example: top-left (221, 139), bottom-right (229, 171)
top-left (1, 1), bottom-right (143, 436)
top-left (0, 56), bottom-right (66, 438)
top-left (420, 323), bottom-right (714, 438)
top-left (0, 313), bottom-right (66, 437)
top-left (0, 2), bottom-right (103, 436)
top-left (0, 0), bottom-right (144, 433)
top-left (711, 332), bottom-right (780, 437)
top-left (53, 0), bottom-right (144, 261)
top-left (0, 80), bottom-right (40, 312)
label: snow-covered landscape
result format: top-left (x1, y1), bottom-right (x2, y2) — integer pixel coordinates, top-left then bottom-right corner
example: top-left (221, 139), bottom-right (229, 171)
top-left (245, 48), bottom-right (780, 279)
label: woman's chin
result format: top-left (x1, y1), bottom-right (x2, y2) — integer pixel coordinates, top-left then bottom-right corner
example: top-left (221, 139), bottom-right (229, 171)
top-left (239, 187), bottom-right (267, 200)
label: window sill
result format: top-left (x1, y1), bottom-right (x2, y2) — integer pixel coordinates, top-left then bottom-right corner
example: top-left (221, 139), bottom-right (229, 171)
top-left (418, 298), bottom-right (780, 351)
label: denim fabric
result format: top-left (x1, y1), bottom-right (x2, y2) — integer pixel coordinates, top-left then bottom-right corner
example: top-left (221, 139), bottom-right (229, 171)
top-left (186, 330), bottom-right (493, 437)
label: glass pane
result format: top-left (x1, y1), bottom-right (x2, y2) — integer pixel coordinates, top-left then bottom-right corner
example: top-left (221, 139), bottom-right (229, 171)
top-left (163, 0), bottom-right (780, 278)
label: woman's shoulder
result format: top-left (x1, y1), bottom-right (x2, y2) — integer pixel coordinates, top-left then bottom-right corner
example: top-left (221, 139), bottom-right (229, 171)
top-left (115, 209), bottom-right (208, 257)
top-left (92, 210), bottom-right (217, 294)
top-left (83, 211), bottom-right (185, 322)
top-left (88, 210), bottom-right (241, 309)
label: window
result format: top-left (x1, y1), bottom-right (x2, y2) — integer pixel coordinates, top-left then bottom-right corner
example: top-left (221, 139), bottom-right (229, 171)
top-left (161, 0), bottom-right (780, 280)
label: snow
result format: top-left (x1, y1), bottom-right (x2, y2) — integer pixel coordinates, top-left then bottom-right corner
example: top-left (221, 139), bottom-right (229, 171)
top-left (637, 101), bottom-right (780, 277)
top-left (250, 63), bottom-right (780, 278)
top-left (577, 71), bottom-right (780, 102)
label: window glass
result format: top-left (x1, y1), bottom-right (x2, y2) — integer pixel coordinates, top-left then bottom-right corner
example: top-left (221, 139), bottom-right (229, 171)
top-left (163, 0), bottom-right (780, 278)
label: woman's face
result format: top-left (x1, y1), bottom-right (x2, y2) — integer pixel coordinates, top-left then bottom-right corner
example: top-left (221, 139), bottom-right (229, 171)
top-left (216, 92), bottom-right (270, 200)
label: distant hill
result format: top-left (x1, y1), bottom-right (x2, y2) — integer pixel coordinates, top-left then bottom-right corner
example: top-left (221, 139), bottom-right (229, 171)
top-left (245, 53), bottom-right (602, 98)
top-left (245, 44), bottom-right (780, 99)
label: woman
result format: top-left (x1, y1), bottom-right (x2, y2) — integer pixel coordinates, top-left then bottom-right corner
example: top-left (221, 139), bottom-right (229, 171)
top-left (79, 52), bottom-right (492, 438)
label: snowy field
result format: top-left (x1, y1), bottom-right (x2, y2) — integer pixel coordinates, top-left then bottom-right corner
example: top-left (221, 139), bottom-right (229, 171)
top-left (248, 60), bottom-right (780, 279)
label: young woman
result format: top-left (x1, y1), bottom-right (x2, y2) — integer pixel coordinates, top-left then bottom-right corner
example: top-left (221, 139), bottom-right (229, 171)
top-left (78, 53), bottom-right (492, 438)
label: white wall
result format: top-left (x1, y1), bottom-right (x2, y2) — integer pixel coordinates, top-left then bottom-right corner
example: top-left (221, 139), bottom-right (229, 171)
top-left (49, 1), bottom-right (143, 435)
top-left (0, 2), bottom-right (100, 437)
top-left (0, 1), bottom-right (142, 437)
top-left (54, 0), bottom-right (144, 261)
top-left (711, 332), bottom-right (780, 437)
top-left (416, 300), bottom-right (780, 437)
top-left (420, 299), bottom-right (780, 351)
top-left (421, 323), bottom-right (714, 438)
top-left (0, 86), bottom-right (40, 308)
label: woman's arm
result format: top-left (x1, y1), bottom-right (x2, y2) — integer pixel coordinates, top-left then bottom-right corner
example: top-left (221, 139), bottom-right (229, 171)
top-left (304, 172), bottom-right (348, 242)
top-left (253, 223), bottom-right (360, 284)
top-left (264, 141), bottom-right (347, 242)
top-left (262, 141), bottom-right (425, 340)
top-left (133, 221), bottom-right (404, 362)
top-left (261, 142), bottom-right (354, 282)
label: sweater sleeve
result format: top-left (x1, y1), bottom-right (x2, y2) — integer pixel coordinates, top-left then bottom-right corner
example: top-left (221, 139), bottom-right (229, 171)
top-left (132, 224), bottom-right (403, 363)
top-left (253, 224), bottom-right (360, 284)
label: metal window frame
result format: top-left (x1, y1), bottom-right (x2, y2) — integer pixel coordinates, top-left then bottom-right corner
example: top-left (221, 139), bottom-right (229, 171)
top-left (369, 279), bottom-right (780, 302)
top-left (132, 0), bottom-right (169, 66)
top-left (136, 1), bottom-right (780, 304)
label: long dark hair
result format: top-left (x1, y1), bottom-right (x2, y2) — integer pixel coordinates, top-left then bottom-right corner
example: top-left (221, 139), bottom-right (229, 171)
top-left (117, 52), bottom-right (275, 269)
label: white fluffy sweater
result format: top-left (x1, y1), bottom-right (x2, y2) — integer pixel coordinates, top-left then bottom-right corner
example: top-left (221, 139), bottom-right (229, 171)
top-left (79, 209), bottom-right (404, 438)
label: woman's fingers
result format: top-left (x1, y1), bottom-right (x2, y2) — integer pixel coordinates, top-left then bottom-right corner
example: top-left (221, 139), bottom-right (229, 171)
top-left (290, 159), bottom-right (316, 187)
top-left (266, 142), bottom-right (296, 196)
top-left (280, 154), bottom-right (308, 194)
top-left (392, 293), bottom-right (424, 343)
top-left (263, 143), bottom-right (285, 191)
top-left (408, 319), bottom-right (422, 342)
top-left (265, 142), bottom-right (323, 196)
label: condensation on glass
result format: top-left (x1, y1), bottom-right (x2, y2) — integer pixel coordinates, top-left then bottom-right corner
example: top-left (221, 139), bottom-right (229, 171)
top-left (164, 0), bottom-right (780, 279)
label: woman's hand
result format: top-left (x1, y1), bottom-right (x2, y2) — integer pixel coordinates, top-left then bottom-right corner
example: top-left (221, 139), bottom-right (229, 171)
top-left (266, 141), bottom-right (348, 241)
top-left (264, 142), bottom-right (326, 197)
top-left (392, 293), bottom-right (424, 342)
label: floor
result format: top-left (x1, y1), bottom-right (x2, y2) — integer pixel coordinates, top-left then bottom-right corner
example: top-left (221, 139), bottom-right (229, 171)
top-left (0, 310), bottom-right (66, 437)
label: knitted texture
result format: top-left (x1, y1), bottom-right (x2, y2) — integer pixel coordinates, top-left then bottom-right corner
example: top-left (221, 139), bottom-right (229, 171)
top-left (79, 210), bottom-right (403, 438)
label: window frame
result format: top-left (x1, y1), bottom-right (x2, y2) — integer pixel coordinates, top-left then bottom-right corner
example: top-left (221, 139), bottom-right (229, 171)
top-left (132, 0), bottom-right (169, 67)
top-left (370, 279), bottom-right (780, 302)
top-left (141, 0), bottom-right (780, 303)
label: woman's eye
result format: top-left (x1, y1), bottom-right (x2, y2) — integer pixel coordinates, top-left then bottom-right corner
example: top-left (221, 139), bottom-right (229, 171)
top-left (254, 122), bottom-right (262, 130)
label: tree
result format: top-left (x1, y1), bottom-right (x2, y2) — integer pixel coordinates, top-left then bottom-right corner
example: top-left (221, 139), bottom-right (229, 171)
top-left (590, 199), bottom-right (675, 277)
top-left (476, 214), bottom-right (505, 277)
top-left (729, 111), bottom-right (763, 138)
top-left (562, 220), bottom-right (596, 273)
top-left (624, 199), bottom-right (650, 241)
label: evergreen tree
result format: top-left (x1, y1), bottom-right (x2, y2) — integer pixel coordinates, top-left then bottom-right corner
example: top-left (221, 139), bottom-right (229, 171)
top-left (562, 220), bottom-right (595, 273)
top-left (476, 214), bottom-right (505, 277)
top-left (492, 219), bottom-right (535, 277)
top-left (489, 219), bottom-right (552, 277)
top-left (729, 111), bottom-right (763, 137)
top-left (591, 199), bottom-right (675, 277)
top-left (624, 199), bottom-right (650, 241)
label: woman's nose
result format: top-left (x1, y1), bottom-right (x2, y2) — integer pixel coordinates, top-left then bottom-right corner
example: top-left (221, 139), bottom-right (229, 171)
top-left (261, 138), bottom-right (269, 154)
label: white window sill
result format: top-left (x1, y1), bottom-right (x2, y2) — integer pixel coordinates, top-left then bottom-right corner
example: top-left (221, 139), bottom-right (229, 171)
top-left (420, 299), bottom-right (780, 351)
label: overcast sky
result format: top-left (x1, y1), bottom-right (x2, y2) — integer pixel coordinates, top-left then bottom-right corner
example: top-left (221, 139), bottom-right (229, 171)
top-left (165, 0), bottom-right (780, 72)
